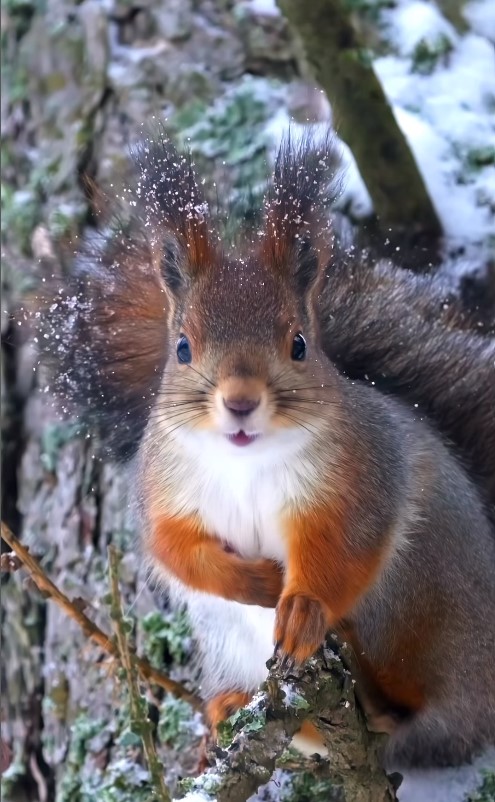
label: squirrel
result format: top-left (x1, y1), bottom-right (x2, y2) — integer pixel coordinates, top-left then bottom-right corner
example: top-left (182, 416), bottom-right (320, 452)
top-left (43, 130), bottom-right (495, 769)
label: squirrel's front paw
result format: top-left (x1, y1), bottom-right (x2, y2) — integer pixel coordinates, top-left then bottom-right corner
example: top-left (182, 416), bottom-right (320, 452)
top-left (274, 592), bottom-right (328, 664)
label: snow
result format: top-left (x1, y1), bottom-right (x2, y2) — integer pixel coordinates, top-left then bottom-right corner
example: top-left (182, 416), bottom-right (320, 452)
top-left (465, 0), bottom-right (495, 43)
top-left (374, 0), bottom-right (495, 250)
top-left (260, 0), bottom-right (494, 249)
top-left (246, 0), bottom-right (281, 17)
top-left (384, 0), bottom-right (458, 57)
top-left (396, 747), bottom-right (495, 802)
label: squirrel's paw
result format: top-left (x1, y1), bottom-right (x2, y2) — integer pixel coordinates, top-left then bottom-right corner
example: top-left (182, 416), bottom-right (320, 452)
top-left (274, 592), bottom-right (328, 664)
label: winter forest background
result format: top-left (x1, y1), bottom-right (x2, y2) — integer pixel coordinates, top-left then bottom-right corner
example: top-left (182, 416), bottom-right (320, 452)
top-left (1, 0), bottom-right (494, 800)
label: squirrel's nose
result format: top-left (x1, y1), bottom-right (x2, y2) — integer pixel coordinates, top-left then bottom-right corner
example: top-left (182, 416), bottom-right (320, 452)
top-left (223, 397), bottom-right (260, 416)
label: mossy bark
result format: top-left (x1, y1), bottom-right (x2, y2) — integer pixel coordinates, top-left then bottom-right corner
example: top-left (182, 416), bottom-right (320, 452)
top-left (181, 648), bottom-right (395, 802)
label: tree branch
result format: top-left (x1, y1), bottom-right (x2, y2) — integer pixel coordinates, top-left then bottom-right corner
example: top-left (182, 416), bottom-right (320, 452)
top-left (179, 646), bottom-right (396, 802)
top-left (0, 521), bottom-right (201, 710)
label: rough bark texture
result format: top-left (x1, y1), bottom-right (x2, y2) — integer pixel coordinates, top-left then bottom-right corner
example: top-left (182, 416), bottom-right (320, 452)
top-left (179, 648), bottom-right (395, 802)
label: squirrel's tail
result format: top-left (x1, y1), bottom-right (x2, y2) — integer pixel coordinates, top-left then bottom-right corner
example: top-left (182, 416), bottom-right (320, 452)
top-left (320, 253), bottom-right (495, 514)
top-left (39, 221), bottom-right (169, 462)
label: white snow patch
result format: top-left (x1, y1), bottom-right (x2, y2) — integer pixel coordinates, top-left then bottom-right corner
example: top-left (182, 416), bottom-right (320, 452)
top-left (246, 0), bottom-right (281, 17)
top-left (465, 0), bottom-right (495, 43)
top-left (396, 747), bottom-right (495, 802)
top-left (383, 0), bottom-right (458, 57)
top-left (375, 18), bottom-right (495, 249)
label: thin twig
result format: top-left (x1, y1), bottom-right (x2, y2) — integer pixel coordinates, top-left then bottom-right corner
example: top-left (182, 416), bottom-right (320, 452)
top-left (108, 545), bottom-right (171, 802)
top-left (0, 521), bottom-right (201, 710)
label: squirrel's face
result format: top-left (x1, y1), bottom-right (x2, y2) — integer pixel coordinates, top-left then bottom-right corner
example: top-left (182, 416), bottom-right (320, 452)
top-left (137, 130), bottom-right (339, 450)
top-left (158, 256), bottom-right (332, 450)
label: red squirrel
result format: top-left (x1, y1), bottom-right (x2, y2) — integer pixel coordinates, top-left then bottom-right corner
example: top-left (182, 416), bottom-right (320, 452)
top-left (44, 131), bottom-right (495, 768)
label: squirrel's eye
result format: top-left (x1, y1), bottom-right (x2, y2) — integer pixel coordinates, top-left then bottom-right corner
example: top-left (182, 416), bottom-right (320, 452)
top-left (177, 335), bottom-right (192, 364)
top-left (291, 333), bottom-right (306, 361)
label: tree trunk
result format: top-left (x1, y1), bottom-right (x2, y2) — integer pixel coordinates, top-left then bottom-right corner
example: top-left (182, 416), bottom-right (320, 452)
top-left (278, 0), bottom-right (443, 262)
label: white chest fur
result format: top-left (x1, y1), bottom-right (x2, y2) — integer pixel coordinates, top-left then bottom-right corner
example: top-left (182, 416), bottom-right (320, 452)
top-left (169, 428), bottom-right (318, 563)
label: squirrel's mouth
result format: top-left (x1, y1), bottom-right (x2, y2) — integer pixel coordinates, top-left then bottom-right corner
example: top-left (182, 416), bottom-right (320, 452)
top-left (227, 430), bottom-right (259, 447)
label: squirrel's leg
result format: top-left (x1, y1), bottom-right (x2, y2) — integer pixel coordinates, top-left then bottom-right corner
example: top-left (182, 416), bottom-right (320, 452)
top-left (275, 510), bottom-right (387, 663)
top-left (149, 514), bottom-right (283, 607)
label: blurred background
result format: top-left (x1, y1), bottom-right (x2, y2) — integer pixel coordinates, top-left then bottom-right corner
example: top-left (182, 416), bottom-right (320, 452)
top-left (1, 0), bottom-right (494, 799)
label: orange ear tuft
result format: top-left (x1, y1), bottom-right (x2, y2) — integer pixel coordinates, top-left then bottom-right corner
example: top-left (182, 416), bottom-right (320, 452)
top-left (181, 217), bottom-right (216, 274)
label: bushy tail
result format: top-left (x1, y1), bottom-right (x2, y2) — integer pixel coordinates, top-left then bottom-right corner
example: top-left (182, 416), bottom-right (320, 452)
top-left (320, 252), bottom-right (495, 514)
top-left (39, 130), bottom-right (210, 461)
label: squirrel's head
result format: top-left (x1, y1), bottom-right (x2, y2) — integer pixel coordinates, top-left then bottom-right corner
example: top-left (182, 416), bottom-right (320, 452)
top-left (142, 131), bottom-right (341, 450)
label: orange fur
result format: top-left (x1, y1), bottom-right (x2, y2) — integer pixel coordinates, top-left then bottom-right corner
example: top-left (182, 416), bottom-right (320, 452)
top-left (181, 219), bottom-right (216, 275)
top-left (275, 505), bottom-right (390, 663)
top-left (149, 514), bottom-right (284, 607)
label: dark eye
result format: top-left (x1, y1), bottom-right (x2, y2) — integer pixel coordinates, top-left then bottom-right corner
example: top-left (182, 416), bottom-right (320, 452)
top-left (291, 333), bottom-right (306, 361)
top-left (177, 335), bottom-right (192, 364)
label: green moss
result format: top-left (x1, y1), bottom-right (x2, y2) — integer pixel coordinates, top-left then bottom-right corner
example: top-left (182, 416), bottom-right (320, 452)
top-left (281, 771), bottom-right (341, 802)
top-left (177, 776), bottom-right (196, 795)
top-left (411, 34), bottom-right (453, 75)
top-left (1, 0), bottom-right (42, 40)
top-left (40, 421), bottom-right (86, 473)
top-left (468, 771), bottom-right (495, 802)
top-left (57, 714), bottom-right (105, 802)
top-left (141, 608), bottom-right (192, 669)
top-left (80, 763), bottom-right (151, 802)
top-left (158, 694), bottom-right (197, 749)
top-left (1, 184), bottom-right (41, 254)
top-left (0, 754), bottom-right (28, 798)
top-left (173, 100), bottom-right (208, 131)
top-left (342, 0), bottom-right (394, 23)
top-left (466, 146), bottom-right (495, 169)
top-left (173, 76), bottom-right (283, 238)
top-left (3, 63), bottom-right (30, 103)
top-left (217, 703), bottom-right (266, 748)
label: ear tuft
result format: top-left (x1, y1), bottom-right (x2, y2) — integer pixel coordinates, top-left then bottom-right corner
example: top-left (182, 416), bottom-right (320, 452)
top-left (261, 129), bottom-right (341, 291)
top-left (132, 127), bottom-right (217, 291)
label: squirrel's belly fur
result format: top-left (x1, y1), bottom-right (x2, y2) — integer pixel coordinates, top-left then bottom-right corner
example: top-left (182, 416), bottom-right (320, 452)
top-left (167, 582), bottom-right (275, 698)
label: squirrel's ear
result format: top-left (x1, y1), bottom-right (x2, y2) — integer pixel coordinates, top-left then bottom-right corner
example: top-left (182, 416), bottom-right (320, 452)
top-left (260, 130), bottom-right (340, 297)
top-left (132, 130), bottom-right (217, 295)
